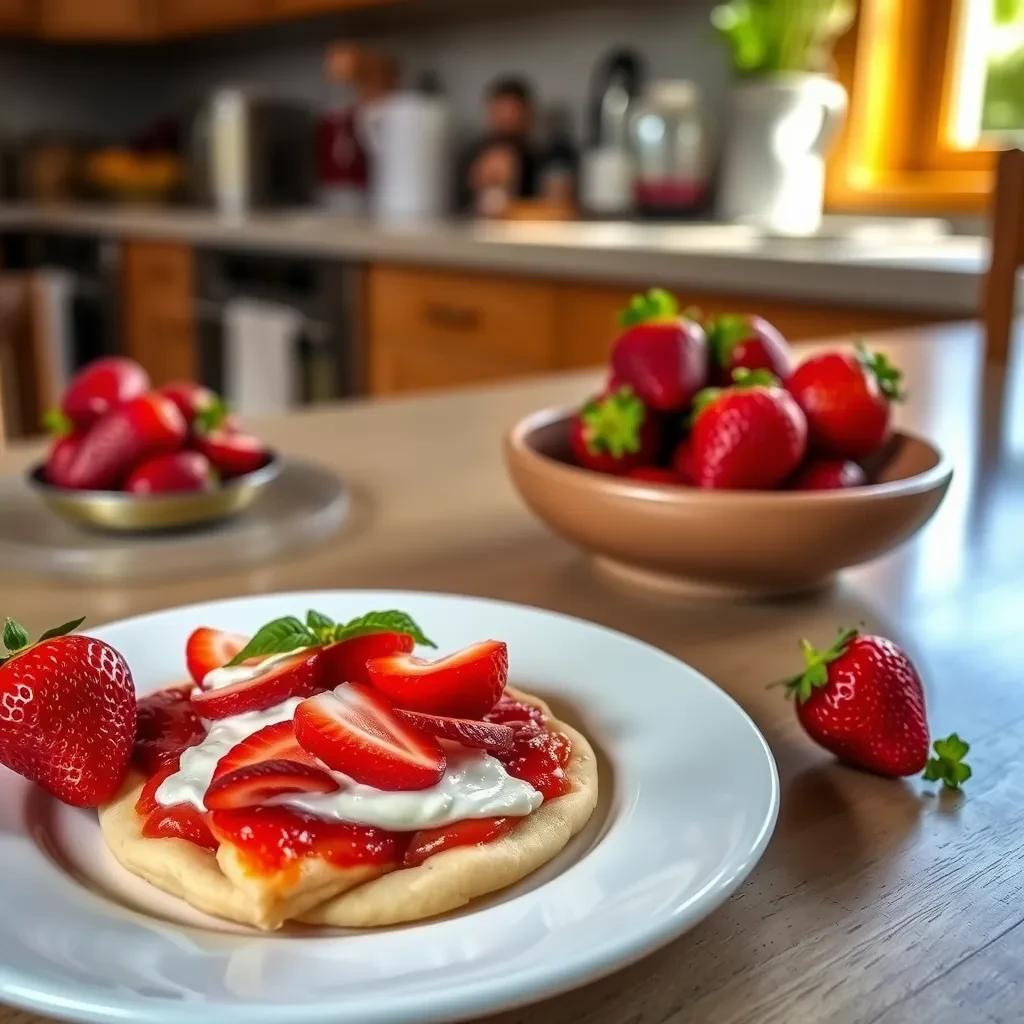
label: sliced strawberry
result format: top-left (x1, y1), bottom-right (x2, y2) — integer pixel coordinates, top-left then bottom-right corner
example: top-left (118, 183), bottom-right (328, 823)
top-left (484, 697), bottom-right (544, 726)
top-left (394, 709), bottom-right (514, 753)
top-left (135, 759), bottom-right (180, 817)
top-left (133, 684), bottom-right (205, 774)
top-left (191, 649), bottom-right (324, 719)
top-left (404, 816), bottom-right (516, 868)
top-left (320, 631), bottom-right (415, 686)
top-left (365, 640), bottom-right (508, 718)
top-left (495, 720), bottom-right (572, 799)
top-left (142, 803), bottom-right (218, 852)
top-left (204, 758), bottom-right (339, 811)
top-left (186, 627), bottom-right (250, 686)
top-left (212, 719), bottom-right (318, 782)
top-left (293, 684), bottom-right (446, 791)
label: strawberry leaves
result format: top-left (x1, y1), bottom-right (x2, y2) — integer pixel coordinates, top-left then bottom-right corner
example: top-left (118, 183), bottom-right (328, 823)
top-left (227, 609), bottom-right (436, 665)
top-left (922, 733), bottom-right (972, 790)
top-left (784, 627), bottom-right (858, 703)
top-left (619, 288), bottom-right (680, 328)
top-left (856, 344), bottom-right (905, 402)
top-left (1, 615), bottom-right (85, 665)
top-left (580, 387), bottom-right (648, 457)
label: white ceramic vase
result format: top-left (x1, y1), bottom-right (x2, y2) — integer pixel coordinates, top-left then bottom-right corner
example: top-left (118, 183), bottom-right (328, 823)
top-left (717, 73), bottom-right (847, 236)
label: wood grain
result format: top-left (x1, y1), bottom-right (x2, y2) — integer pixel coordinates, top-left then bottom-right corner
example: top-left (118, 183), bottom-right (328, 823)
top-left (0, 321), bottom-right (1021, 1024)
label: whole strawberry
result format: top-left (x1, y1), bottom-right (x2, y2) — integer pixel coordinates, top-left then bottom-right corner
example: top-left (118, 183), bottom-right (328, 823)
top-left (705, 313), bottom-right (793, 384)
top-left (569, 386), bottom-right (661, 475)
top-left (689, 369), bottom-right (807, 489)
top-left (60, 356), bottom-right (150, 429)
top-left (790, 458), bottom-right (866, 490)
top-left (787, 345), bottom-right (903, 459)
top-left (610, 289), bottom-right (708, 411)
top-left (41, 414), bottom-right (86, 488)
top-left (0, 617), bottom-right (136, 807)
top-left (786, 628), bottom-right (930, 777)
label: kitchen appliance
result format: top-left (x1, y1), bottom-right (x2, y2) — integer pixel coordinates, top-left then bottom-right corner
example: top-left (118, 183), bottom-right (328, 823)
top-left (189, 89), bottom-right (314, 216)
top-left (361, 88), bottom-right (451, 221)
top-left (580, 49), bottom-right (644, 216)
top-left (629, 80), bottom-right (709, 217)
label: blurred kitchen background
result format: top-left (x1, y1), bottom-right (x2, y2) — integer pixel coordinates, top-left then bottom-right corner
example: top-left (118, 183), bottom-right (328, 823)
top-left (1, 0), bottom-right (1022, 436)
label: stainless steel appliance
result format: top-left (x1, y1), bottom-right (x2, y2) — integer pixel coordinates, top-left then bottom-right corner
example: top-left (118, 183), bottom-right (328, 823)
top-left (189, 89), bottom-right (314, 215)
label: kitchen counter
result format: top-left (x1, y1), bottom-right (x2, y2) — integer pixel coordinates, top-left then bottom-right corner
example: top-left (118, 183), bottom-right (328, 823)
top-left (0, 202), bottom-right (1002, 315)
top-left (1, 320), bottom-right (1022, 1024)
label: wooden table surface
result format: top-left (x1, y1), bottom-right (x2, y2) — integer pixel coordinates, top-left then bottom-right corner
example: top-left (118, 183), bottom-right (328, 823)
top-left (1, 321), bottom-right (1022, 1024)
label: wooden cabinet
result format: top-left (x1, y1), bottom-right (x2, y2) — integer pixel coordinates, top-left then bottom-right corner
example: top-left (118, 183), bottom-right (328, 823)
top-left (366, 264), bottom-right (955, 396)
top-left (156, 0), bottom-right (268, 37)
top-left (366, 265), bottom-right (558, 394)
top-left (120, 241), bottom-right (198, 386)
top-left (0, 0), bottom-right (34, 33)
top-left (38, 0), bottom-right (154, 40)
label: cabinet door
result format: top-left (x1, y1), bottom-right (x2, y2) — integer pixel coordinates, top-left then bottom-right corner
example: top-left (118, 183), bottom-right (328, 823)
top-left (121, 241), bottom-right (198, 386)
top-left (366, 265), bottom-right (557, 395)
top-left (39, 0), bottom-right (153, 39)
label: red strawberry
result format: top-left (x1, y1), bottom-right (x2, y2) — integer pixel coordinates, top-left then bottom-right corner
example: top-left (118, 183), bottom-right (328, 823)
top-left (366, 640), bottom-right (508, 719)
top-left (142, 803), bottom-right (218, 851)
top-left (158, 381), bottom-right (219, 426)
top-left (625, 465), bottom-right (682, 485)
top-left (191, 648), bottom-right (324, 719)
top-left (689, 370), bottom-right (807, 489)
top-left (42, 425), bottom-right (86, 487)
top-left (394, 709), bottom-right (514, 753)
top-left (484, 697), bottom-right (544, 726)
top-left (293, 684), bottom-right (446, 791)
top-left (320, 631), bottom-right (415, 687)
top-left (671, 437), bottom-right (696, 484)
top-left (787, 347), bottom-right (903, 459)
top-left (569, 386), bottom-right (661, 476)
top-left (0, 616), bottom-right (136, 807)
top-left (204, 758), bottom-right (339, 810)
top-left (404, 816), bottom-right (516, 868)
top-left (61, 356), bottom-right (150, 429)
top-left (610, 289), bottom-right (708, 411)
top-left (136, 759), bottom-right (180, 817)
top-left (186, 627), bottom-right (250, 686)
top-left (64, 393), bottom-right (187, 490)
top-left (195, 429), bottom-right (267, 479)
top-left (494, 720), bottom-right (572, 799)
top-left (134, 684), bottom-right (205, 774)
top-left (785, 629), bottom-right (930, 777)
top-left (706, 314), bottom-right (793, 383)
top-left (212, 720), bottom-right (318, 782)
top-left (791, 458), bottom-right (866, 490)
top-left (125, 451), bottom-right (217, 495)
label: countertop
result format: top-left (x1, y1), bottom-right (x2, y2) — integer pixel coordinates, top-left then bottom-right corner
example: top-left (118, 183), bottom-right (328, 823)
top-left (1, 320), bottom-right (1023, 1024)
top-left (0, 202), bottom-right (1004, 314)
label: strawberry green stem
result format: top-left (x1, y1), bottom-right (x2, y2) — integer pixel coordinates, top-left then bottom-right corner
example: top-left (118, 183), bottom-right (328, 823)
top-left (619, 288), bottom-right (680, 328)
top-left (581, 387), bottom-right (648, 458)
top-left (784, 627), bottom-right (859, 703)
top-left (856, 344), bottom-right (905, 402)
top-left (0, 615), bottom-right (85, 666)
top-left (41, 408), bottom-right (73, 437)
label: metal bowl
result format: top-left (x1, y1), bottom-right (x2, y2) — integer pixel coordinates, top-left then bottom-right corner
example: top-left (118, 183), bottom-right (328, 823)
top-left (27, 454), bottom-right (282, 533)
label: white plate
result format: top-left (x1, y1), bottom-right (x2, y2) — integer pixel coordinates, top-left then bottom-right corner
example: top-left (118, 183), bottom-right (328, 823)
top-left (0, 591), bottom-right (779, 1024)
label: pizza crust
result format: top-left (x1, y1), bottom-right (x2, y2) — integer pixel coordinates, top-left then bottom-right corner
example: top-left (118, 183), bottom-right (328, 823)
top-left (98, 688), bottom-right (598, 931)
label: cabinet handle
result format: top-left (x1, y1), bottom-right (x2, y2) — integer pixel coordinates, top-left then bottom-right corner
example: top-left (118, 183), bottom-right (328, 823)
top-left (422, 302), bottom-right (482, 331)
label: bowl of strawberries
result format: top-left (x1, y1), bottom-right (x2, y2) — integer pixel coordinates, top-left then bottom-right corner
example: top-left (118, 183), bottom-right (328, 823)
top-left (29, 357), bottom-right (279, 532)
top-left (505, 289), bottom-right (952, 596)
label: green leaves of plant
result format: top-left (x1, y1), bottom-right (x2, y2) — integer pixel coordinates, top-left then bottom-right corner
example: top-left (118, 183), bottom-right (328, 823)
top-left (227, 609), bottom-right (435, 666)
top-left (923, 733), bottom-right (972, 790)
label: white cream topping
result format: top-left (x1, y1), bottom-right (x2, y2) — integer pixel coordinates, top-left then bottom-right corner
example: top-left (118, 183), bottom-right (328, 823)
top-left (200, 648), bottom-right (305, 691)
top-left (155, 693), bottom-right (543, 830)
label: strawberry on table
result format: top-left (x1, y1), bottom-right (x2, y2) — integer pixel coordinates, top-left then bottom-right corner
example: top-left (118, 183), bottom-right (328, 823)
top-left (63, 393), bottom-right (187, 490)
top-left (790, 458), bottom-right (867, 490)
top-left (689, 369), bottom-right (807, 489)
top-left (923, 733), bottom-right (972, 790)
top-left (787, 345), bottom-right (904, 459)
top-left (190, 648), bottom-right (324, 719)
top-left (0, 616), bottom-right (136, 807)
top-left (610, 289), bottom-right (708, 411)
top-left (394, 709), bottom-right (514, 753)
top-left (60, 356), bottom-right (150, 429)
top-left (125, 451), bottom-right (217, 495)
top-left (204, 758), bottom-right (339, 810)
top-left (294, 683), bottom-right (446, 790)
top-left (186, 626), bottom-right (250, 686)
top-left (366, 640), bottom-right (508, 719)
top-left (784, 628), bottom-right (932, 778)
top-left (705, 313), bottom-right (793, 383)
top-left (569, 386), bottom-right (661, 476)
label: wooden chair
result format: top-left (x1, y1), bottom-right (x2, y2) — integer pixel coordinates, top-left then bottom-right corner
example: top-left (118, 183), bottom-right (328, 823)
top-left (984, 148), bottom-right (1024, 365)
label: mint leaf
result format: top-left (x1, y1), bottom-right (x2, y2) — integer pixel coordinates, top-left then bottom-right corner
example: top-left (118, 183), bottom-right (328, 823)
top-left (332, 610), bottom-right (436, 649)
top-left (227, 616), bottom-right (316, 665)
top-left (306, 609), bottom-right (336, 642)
top-left (38, 617), bottom-right (85, 642)
top-left (3, 618), bottom-right (29, 653)
top-left (923, 732), bottom-right (972, 790)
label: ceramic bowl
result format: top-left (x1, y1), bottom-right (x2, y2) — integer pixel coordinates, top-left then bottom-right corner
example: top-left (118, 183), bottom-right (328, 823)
top-left (504, 409), bottom-right (953, 597)
top-left (27, 453), bottom-right (281, 533)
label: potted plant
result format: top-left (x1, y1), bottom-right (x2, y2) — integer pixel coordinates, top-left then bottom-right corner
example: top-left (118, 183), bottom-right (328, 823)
top-left (712, 0), bottom-right (855, 235)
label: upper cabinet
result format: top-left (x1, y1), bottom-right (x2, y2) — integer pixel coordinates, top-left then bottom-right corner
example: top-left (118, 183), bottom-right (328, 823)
top-left (3, 0), bottom-right (402, 41)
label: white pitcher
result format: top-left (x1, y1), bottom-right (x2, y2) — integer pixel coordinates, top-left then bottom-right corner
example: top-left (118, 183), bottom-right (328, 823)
top-left (717, 73), bottom-right (847, 236)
